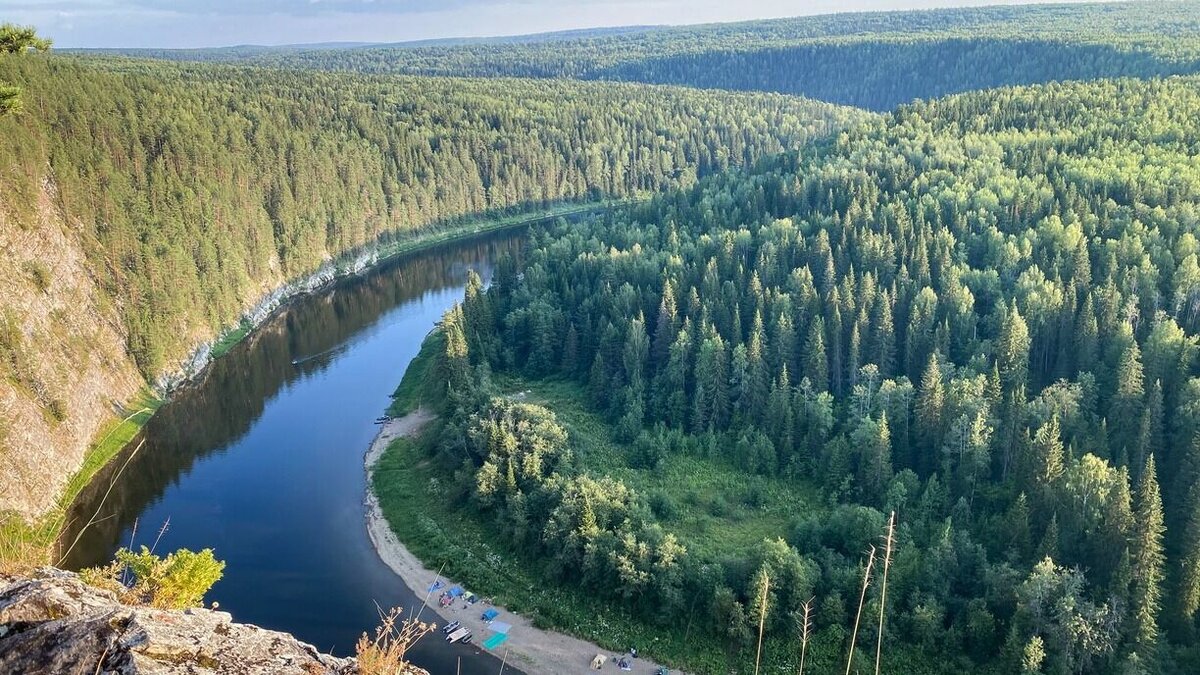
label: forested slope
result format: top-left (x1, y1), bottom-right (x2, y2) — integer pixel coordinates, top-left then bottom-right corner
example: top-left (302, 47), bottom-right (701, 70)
top-left (0, 53), bottom-right (862, 521)
top-left (144, 1), bottom-right (1200, 111)
top-left (407, 76), bottom-right (1200, 673)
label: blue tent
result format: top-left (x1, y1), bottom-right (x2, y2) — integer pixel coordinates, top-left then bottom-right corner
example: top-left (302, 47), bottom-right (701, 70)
top-left (481, 608), bottom-right (500, 622)
top-left (448, 586), bottom-right (465, 598)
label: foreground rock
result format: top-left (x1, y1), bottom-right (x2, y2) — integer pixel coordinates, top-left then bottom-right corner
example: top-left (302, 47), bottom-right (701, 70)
top-left (0, 568), bottom-right (426, 675)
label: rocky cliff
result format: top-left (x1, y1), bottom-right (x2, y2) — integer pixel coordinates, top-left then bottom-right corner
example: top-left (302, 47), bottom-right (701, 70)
top-left (0, 568), bottom-right (428, 675)
top-left (0, 177), bottom-right (144, 522)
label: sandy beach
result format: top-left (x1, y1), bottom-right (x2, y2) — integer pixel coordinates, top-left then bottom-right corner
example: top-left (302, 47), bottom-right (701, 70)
top-left (364, 409), bottom-right (680, 675)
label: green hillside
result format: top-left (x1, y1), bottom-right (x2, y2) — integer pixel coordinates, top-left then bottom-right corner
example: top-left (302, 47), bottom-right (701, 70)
top-left (0, 55), bottom-right (861, 376)
top-left (387, 75), bottom-right (1200, 673)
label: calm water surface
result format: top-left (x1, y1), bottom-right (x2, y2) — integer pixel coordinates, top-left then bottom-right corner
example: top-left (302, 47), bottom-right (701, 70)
top-left (61, 232), bottom-right (525, 674)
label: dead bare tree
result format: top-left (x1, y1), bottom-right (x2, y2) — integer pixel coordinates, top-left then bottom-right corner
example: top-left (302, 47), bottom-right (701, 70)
top-left (845, 545), bottom-right (877, 675)
top-left (754, 572), bottom-right (770, 675)
top-left (798, 597), bottom-right (814, 675)
top-left (875, 512), bottom-right (896, 675)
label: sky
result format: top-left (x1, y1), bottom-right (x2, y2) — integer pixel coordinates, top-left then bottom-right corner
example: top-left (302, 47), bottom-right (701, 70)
top-left (2, 0), bottom-right (1091, 49)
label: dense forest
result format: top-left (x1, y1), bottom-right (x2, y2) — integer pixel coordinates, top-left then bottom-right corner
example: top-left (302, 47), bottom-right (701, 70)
top-left (101, 2), bottom-right (1200, 111)
top-left (398, 75), bottom-right (1200, 673)
top-left (0, 55), bottom-right (858, 377)
top-left (8, 3), bottom-right (1200, 673)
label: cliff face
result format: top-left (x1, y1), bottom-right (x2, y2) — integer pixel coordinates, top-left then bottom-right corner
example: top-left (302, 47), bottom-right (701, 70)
top-left (0, 568), bottom-right (420, 674)
top-left (0, 177), bottom-right (144, 522)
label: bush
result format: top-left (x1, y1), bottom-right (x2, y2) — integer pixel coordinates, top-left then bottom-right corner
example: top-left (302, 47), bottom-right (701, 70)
top-left (648, 489), bottom-right (680, 520)
top-left (115, 546), bottom-right (225, 609)
top-left (630, 431), bottom-right (666, 469)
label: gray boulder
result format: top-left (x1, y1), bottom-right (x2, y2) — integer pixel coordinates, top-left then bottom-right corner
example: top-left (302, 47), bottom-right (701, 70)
top-left (0, 567), bottom-right (362, 674)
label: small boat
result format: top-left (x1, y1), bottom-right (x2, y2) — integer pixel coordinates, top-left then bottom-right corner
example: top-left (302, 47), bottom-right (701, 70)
top-left (446, 627), bottom-right (471, 643)
top-left (441, 620), bottom-right (461, 634)
top-left (461, 634), bottom-right (474, 645)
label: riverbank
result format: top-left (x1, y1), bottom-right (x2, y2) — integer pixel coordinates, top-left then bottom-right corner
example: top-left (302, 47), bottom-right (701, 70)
top-left (365, 410), bottom-right (680, 675)
top-left (1, 389), bottom-right (160, 573)
top-left (209, 200), bottom-right (618, 364)
top-left (0, 203), bottom-right (612, 572)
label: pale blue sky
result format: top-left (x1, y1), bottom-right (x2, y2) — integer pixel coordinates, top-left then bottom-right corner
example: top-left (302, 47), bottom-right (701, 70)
top-left (2, 0), bottom-right (1091, 49)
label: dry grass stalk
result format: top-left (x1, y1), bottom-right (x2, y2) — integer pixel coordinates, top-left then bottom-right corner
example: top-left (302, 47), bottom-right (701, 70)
top-left (355, 606), bottom-right (436, 675)
top-left (845, 544), bottom-right (877, 675)
top-left (56, 439), bottom-right (146, 567)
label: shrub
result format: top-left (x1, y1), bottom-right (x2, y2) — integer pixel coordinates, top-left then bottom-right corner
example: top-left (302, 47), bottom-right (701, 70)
top-left (115, 546), bottom-right (225, 609)
top-left (648, 489), bottom-right (680, 520)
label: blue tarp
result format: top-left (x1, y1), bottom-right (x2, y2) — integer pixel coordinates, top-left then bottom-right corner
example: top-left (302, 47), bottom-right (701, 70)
top-left (490, 621), bottom-right (512, 635)
top-left (481, 608), bottom-right (500, 621)
top-left (427, 581), bottom-right (444, 593)
top-left (448, 586), bottom-right (465, 598)
top-left (483, 633), bottom-right (508, 650)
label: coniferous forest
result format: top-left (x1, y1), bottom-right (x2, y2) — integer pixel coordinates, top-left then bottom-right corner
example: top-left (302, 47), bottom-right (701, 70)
top-left (102, 2), bottom-right (1200, 111)
top-left (0, 57), bottom-right (856, 376)
top-left (6, 2), bottom-right (1200, 674)
top-left (405, 74), bottom-right (1200, 674)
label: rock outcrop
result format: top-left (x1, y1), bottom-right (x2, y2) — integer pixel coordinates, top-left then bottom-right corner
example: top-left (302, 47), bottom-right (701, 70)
top-left (0, 568), bottom-right (390, 674)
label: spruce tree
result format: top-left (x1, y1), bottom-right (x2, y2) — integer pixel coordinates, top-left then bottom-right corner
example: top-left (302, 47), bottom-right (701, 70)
top-left (1074, 293), bottom-right (1099, 374)
top-left (804, 316), bottom-right (829, 393)
top-left (746, 310), bottom-right (770, 421)
top-left (1111, 337), bottom-right (1146, 467)
top-left (1178, 476), bottom-right (1200, 622)
top-left (1129, 455), bottom-right (1166, 660)
top-left (1030, 416), bottom-right (1065, 510)
top-left (651, 279), bottom-right (679, 371)
top-left (873, 290), bottom-right (896, 378)
top-left (916, 352), bottom-right (945, 475)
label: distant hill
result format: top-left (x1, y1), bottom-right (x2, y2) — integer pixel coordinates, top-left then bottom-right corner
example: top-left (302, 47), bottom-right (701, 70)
top-left (62, 25), bottom-right (660, 62)
top-left (103, 1), bottom-right (1200, 111)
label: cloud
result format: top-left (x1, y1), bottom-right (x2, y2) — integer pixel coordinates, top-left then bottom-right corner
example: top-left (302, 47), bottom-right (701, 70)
top-left (0, 0), bottom-right (583, 16)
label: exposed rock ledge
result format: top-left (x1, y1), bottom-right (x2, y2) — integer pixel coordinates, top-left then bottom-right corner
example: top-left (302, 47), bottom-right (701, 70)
top-left (0, 568), bottom-right (427, 675)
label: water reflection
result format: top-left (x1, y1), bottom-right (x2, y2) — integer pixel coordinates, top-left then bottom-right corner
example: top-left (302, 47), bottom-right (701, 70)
top-left (59, 232), bottom-right (524, 673)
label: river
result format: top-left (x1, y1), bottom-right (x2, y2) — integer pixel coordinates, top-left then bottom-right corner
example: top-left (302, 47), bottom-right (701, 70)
top-left (60, 230), bottom-right (526, 674)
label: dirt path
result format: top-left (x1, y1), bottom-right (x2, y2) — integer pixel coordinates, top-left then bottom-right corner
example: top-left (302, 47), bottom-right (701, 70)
top-left (364, 409), bottom-right (679, 675)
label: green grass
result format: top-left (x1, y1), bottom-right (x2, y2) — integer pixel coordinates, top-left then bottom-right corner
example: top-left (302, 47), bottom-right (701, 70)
top-left (373, 427), bottom-right (739, 673)
top-left (387, 330), bottom-right (444, 417)
top-left (373, 349), bottom-right (825, 671)
top-left (496, 374), bottom-right (821, 561)
top-left (375, 340), bottom-right (967, 673)
top-left (58, 387), bottom-right (162, 513)
top-left (1, 387), bottom-right (161, 571)
top-left (210, 319), bottom-right (252, 359)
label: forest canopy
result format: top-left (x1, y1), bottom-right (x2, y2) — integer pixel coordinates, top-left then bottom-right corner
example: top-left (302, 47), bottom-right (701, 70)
top-left (0, 55), bottom-right (861, 376)
top-left (402, 74), bottom-right (1200, 674)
